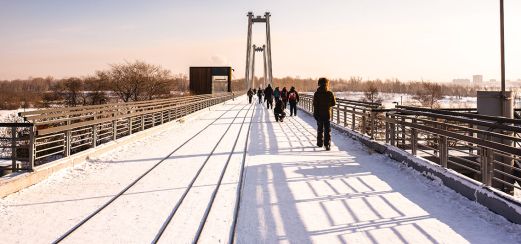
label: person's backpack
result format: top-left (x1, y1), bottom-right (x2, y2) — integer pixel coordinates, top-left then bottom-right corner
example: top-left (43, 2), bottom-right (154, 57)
top-left (288, 92), bottom-right (297, 101)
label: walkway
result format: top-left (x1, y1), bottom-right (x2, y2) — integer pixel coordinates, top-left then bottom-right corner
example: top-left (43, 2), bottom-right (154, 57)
top-left (237, 99), bottom-right (521, 243)
top-left (0, 96), bottom-right (520, 243)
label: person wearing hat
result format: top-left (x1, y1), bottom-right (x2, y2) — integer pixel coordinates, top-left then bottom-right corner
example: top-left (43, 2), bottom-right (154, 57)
top-left (313, 77), bottom-right (336, 150)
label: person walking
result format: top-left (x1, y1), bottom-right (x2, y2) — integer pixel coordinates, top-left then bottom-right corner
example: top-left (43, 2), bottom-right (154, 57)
top-left (273, 87), bottom-right (281, 102)
top-left (287, 86), bottom-right (299, 116)
top-left (274, 99), bottom-right (286, 122)
top-left (313, 78), bottom-right (336, 151)
top-left (247, 88), bottom-right (254, 104)
top-left (264, 84), bottom-right (274, 109)
top-left (281, 87), bottom-right (288, 109)
top-left (257, 87), bottom-right (264, 104)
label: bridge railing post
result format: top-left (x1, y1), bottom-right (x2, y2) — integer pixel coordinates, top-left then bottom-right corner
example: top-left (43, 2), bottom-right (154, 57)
top-left (112, 120), bottom-right (117, 141)
top-left (28, 125), bottom-right (35, 171)
top-left (11, 127), bottom-right (17, 171)
top-left (439, 135), bottom-right (448, 168)
top-left (129, 117), bottom-right (133, 135)
top-left (92, 124), bottom-right (97, 148)
top-left (370, 111), bottom-right (375, 140)
top-left (343, 106), bottom-right (347, 127)
top-left (351, 108), bottom-right (356, 131)
top-left (480, 134), bottom-right (494, 186)
top-left (400, 117), bottom-right (406, 147)
top-left (141, 115), bottom-right (145, 131)
top-left (336, 103), bottom-right (340, 124)
top-left (385, 113), bottom-right (390, 144)
top-left (361, 109), bottom-right (367, 135)
top-left (390, 114), bottom-right (396, 146)
top-left (411, 118), bottom-right (417, 155)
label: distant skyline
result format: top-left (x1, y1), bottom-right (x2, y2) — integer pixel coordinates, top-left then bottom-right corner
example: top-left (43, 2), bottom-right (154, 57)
top-left (1, 0), bottom-right (520, 83)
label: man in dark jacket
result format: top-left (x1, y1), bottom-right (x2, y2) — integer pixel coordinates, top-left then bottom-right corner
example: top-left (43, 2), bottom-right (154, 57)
top-left (257, 87), bottom-right (264, 104)
top-left (264, 84), bottom-right (274, 109)
top-left (247, 88), bottom-right (254, 104)
top-left (313, 78), bottom-right (336, 150)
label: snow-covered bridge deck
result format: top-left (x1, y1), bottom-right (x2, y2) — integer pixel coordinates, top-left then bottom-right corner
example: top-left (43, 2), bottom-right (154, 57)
top-left (1, 97), bottom-right (520, 243)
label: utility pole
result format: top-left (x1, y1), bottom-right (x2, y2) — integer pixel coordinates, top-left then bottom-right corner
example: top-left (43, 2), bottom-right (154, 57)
top-left (500, 0), bottom-right (505, 93)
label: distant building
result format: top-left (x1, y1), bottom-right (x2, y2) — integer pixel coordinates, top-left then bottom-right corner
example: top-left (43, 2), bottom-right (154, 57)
top-left (473, 75), bottom-right (483, 84)
top-left (452, 78), bottom-right (471, 86)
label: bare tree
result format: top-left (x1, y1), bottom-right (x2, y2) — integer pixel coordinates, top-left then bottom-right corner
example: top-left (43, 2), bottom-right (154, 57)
top-left (63, 77), bottom-right (84, 107)
top-left (84, 76), bottom-right (109, 105)
top-left (98, 61), bottom-right (172, 102)
top-left (362, 82), bottom-right (383, 103)
top-left (413, 82), bottom-right (444, 108)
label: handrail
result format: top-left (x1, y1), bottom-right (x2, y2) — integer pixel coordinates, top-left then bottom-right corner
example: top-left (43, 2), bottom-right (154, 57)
top-left (298, 95), bottom-right (521, 195)
top-left (0, 123), bottom-right (35, 174)
top-left (2, 93), bottom-right (235, 176)
top-left (397, 105), bottom-right (521, 125)
top-left (20, 94), bottom-right (214, 121)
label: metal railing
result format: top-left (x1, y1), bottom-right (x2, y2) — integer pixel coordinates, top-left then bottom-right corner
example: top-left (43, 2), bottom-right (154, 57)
top-left (0, 93), bottom-right (234, 176)
top-left (299, 94), bottom-right (521, 195)
top-left (0, 123), bottom-right (35, 175)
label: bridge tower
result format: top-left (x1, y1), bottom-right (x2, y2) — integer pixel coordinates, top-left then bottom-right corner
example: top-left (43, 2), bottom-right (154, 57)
top-left (245, 12), bottom-right (273, 90)
top-left (250, 45), bottom-right (267, 89)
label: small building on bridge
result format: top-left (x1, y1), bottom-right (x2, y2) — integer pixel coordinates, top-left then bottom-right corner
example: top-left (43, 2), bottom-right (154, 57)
top-left (189, 66), bottom-right (232, 94)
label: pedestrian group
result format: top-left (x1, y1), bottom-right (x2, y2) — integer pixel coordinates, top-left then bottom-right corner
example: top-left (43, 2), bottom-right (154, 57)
top-left (246, 77), bottom-right (336, 151)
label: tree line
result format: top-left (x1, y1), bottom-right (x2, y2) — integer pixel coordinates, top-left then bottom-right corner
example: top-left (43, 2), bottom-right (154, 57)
top-left (271, 76), bottom-right (485, 108)
top-left (1, 61), bottom-right (488, 109)
top-left (273, 76), bottom-right (481, 97)
top-left (0, 61), bottom-right (189, 109)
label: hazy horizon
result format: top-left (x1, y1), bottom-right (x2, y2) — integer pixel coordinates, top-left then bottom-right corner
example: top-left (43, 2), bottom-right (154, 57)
top-left (1, 0), bottom-right (520, 83)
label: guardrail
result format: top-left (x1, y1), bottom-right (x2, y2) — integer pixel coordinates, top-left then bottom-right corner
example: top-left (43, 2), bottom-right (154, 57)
top-left (0, 123), bottom-right (35, 175)
top-left (0, 93), bottom-right (234, 176)
top-left (298, 94), bottom-right (521, 195)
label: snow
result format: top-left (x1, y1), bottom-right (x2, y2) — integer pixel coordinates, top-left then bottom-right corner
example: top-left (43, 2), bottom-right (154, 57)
top-left (0, 108), bottom-right (35, 122)
top-left (333, 92), bottom-right (477, 109)
top-left (0, 96), bottom-right (520, 243)
top-left (235, 100), bottom-right (521, 243)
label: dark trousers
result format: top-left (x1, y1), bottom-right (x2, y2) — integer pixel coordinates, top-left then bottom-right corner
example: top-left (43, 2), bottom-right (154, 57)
top-left (266, 98), bottom-right (273, 109)
top-left (289, 101), bottom-right (297, 116)
top-left (248, 96), bottom-right (253, 104)
top-left (316, 119), bottom-right (331, 147)
top-left (282, 99), bottom-right (288, 109)
top-left (258, 96), bottom-right (263, 103)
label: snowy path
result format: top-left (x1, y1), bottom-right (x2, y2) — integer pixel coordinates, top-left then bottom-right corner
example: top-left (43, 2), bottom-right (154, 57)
top-left (235, 103), bottom-right (521, 243)
top-left (1, 97), bottom-right (521, 244)
top-left (0, 98), bottom-right (255, 243)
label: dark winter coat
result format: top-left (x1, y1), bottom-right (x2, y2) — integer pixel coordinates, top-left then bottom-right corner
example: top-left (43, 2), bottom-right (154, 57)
top-left (313, 86), bottom-right (336, 120)
top-left (264, 86), bottom-right (274, 99)
top-left (247, 89), bottom-right (254, 97)
top-left (281, 89), bottom-right (288, 100)
top-left (274, 100), bottom-right (284, 114)
top-left (288, 89), bottom-right (299, 103)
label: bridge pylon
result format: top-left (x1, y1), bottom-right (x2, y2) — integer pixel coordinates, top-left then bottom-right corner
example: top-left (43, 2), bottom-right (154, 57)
top-left (245, 12), bottom-right (273, 90)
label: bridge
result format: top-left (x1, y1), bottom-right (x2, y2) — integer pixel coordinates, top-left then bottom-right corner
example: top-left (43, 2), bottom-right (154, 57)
top-left (1, 94), bottom-right (521, 243)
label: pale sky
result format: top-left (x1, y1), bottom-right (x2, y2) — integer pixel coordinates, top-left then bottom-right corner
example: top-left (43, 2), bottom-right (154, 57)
top-left (1, 0), bottom-right (520, 82)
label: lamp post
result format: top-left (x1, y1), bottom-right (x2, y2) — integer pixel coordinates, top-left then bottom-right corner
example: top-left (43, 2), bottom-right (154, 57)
top-left (500, 0), bottom-right (505, 93)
